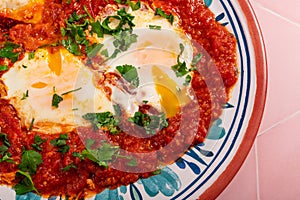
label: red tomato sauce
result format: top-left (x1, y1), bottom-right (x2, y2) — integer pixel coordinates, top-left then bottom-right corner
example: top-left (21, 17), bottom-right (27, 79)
top-left (0, 0), bottom-right (237, 198)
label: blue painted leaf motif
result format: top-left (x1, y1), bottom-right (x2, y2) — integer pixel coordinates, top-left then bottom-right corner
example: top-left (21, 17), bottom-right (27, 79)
top-left (130, 184), bottom-right (142, 200)
top-left (16, 192), bottom-right (41, 200)
top-left (95, 188), bottom-right (124, 200)
top-left (176, 157), bottom-right (201, 175)
top-left (194, 146), bottom-right (214, 157)
top-left (206, 118), bottom-right (226, 140)
top-left (216, 13), bottom-right (225, 22)
top-left (140, 167), bottom-right (181, 197)
top-left (221, 22), bottom-right (229, 26)
top-left (186, 148), bottom-right (208, 166)
top-left (223, 102), bottom-right (234, 109)
top-left (204, 0), bottom-right (212, 7)
top-left (119, 185), bottom-right (127, 194)
top-left (48, 197), bottom-right (58, 200)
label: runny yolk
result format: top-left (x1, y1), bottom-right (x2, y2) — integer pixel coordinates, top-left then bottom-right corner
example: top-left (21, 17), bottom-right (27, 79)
top-left (48, 49), bottom-right (62, 76)
top-left (152, 65), bottom-right (190, 118)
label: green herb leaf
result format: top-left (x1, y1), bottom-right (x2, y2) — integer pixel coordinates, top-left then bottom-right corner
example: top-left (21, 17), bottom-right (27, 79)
top-left (62, 163), bottom-right (77, 172)
top-left (116, 64), bottom-right (139, 87)
top-left (0, 42), bottom-right (20, 63)
top-left (81, 141), bottom-right (120, 168)
top-left (155, 8), bottom-right (174, 24)
top-left (50, 134), bottom-right (70, 154)
top-left (18, 150), bottom-right (42, 175)
top-left (72, 152), bottom-right (84, 161)
top-left (21, 90), bottom-right (29, 100)
top-left (14, 170), bottom-right (39, 195)
top-left (61, 87), bottom-right (82, 96)
top-left (127, 0), bottom-right (141, 11)
top-left (127, 157), bottom-right (138, 166)
top-left (31, 135), bottom-right (47, 151)
top-left (82, 112), bottom-right (120, 134)
top-left (86, 43), bottom-right (104, 58)
top-left (29, 118), bottom-right (35, 131)
top-left (191, 53), bottom-right (203, 67)
top-left (101, 49), bottom-right (109, 57)
top-left (128, 112), bottom-right (168, 134)
top-left (28, 51), bottom-right (35, 60)
top-left (52, 93), bottom-right (63, 108)
top-left (184, 75), bottom-right (192, 86)
top-left (149, 25), bottom-right (161, 30)
top-left (0, 65), bottom-right (8, 71)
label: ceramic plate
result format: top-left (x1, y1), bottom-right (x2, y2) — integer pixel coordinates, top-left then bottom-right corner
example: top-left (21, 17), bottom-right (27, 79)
top-left (0, 0), bottom-right (267, 199)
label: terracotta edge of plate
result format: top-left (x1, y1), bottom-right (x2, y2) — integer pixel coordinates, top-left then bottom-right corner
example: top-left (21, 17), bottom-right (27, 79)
top-left (198, 0), bottom-right (268, 199)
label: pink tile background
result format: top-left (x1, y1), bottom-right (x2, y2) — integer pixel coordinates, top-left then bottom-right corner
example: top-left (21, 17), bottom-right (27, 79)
top-left (217, 0), bottom-right (300, 199)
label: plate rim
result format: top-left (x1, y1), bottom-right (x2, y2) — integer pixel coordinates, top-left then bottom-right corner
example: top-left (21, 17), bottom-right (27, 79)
top-left (200, 0), bottom-right (268, 199)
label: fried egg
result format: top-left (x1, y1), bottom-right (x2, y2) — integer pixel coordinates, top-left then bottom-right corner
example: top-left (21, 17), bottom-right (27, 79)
top-left (1, 3), bottom-right (194, 134)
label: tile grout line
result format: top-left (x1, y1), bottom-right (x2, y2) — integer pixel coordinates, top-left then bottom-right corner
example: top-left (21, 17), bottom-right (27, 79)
top-left (253, 1), bottom-right (300, 28)
top-left (258, 110), bottom-right (300, 136)
top-left (254, 140), bottom-right (261, 200)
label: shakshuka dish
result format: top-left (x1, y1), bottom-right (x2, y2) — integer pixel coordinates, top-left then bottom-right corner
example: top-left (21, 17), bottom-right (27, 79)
top-left (0, 0), bottom-right (238, 198)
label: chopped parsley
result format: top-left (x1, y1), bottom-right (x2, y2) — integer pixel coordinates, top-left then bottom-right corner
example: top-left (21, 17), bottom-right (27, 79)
top-left (29, 118), bottom-right (35, 131)
top-left (21, 90), bottom-right (29, 100)
top-left (14, 170), bottom-right (39, 195)
top-left (0, 133), bottom-right (14, 163)
top-left (62, 163), bottom-right (77, 172)
top-left (155, 8), bottom-right (174, 24)
top-left (128, 111), bottom-right (168, 134)
top-left (52, 93), bottom-right (63, 108)
top-left (31, 135), bottom-right (47, 151)
top-left (82, 112), bottom-right (120, 134)
top-left (116, 64), bottom-right (139, 87)
top-left (0, 65), bottom-right (8, 71)
top-left (15, 149), bottom-right (42, 194)
top-left (113, 30), bottom-right (138, 52)
top-left (0, 42), bottom-right (21, 63)
top-left (191, 53), bottom-right (203, 67)
top-left (18, 150), bottom-right (43, 175)
top-left (61, 87), bottom-right (82, 96)
top-left (50, 134), bottom-right (70, 154)
top-left (28, 51), bottom-right (35, 60)
top-left (149, 25), bottom-right (162, 30)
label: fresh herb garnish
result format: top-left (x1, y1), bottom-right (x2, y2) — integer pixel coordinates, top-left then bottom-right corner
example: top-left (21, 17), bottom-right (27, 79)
top-left (82, 112), bottom-right (120, 134)
top-left (114, 0), bottom-right (141, 11)
top-left (50, 134), bottom-right (70, 154)
top-left (0, 42), bottom-right (21, 63)
top-left (14, 170), bottom-right (39, 195)
top-left (29, 118), bottom-right (35, 131)
top-left (72, 152), bottom-right (85, 161)
top-left (128, 111), bottom-right (168, 134)
top-left (52, 93), bottom-right (63, 108)
top-left (149, 25), bottom-right (162, 30)
top-left (61, 87), bottom-right (82, 96)
top-left (184, 75), bottom-right (192, 86)
top-left (127, 157), bottom-right (138, 166)
top-left (155, 8), bottom-right (174, 24)
top-left (18, 150), bottom-right (43, 175)
top-left (81, 141), bottom-right (120, 168)
top-left (28, 51), bottom-right (35, 60)
top-left (113, 30), bottom-right (138, 52)
top-left (171, 43), bottom-right (189, 77)
top-left (21, 90), bottom-right (29, 100)
top-left (22, 64), bottom-right (27, 69)
top-left (191, 53), bottom-right (203, 67)
top-left (62, 163), bottom-right (77, 172)
top-left (116, 64), bottom-right (139, 87)
top-left (0, 65), bottom-right (8, 71)
top-left (0, 133), bottom-right (14, 163)
top-left (31, 135), bottom-right (47, 151)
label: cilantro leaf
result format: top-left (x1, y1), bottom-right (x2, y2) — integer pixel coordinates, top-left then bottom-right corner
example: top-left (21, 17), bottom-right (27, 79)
top-left (50, 134), bottom-right (70, 154)
top-left (82, 112), bottom-right (120, 134)
top-left (81, 141), bottom-right (120, 168)
top-left (14, 170), bottom-right (39, 195)
top-left (52, 93), bottom-right (63, 108)
top-left (116, 64), bottom-right (139, 87)
top-left (149, 25), bottom-right (161, 30)
top-left (0, 42), bottom-right (21, 63)
top-left (128, 112), bottom-right (168, 134)
top-left (0, 133), bottom-right (14, 163)
top-left (62, 163), bottom-right (77, 172)
top-left (0, 65), bottom-right (8, 71)
top-left (155, 8), bottom-right (174, 24)
top-left (127, 0), bottom-right (141, 11)
top-left (18, 150), bottom-right (43, 175)
top-left (21, 90), bottom-right (29, 100)
top-left (191, 53), bottom-right (203, 67)
top-left (31, 135), bottom-right (47, 151)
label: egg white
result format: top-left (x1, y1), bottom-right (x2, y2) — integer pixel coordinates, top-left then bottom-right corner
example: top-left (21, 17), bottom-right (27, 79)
top-left (1, 3), bottom-right (194, 134)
